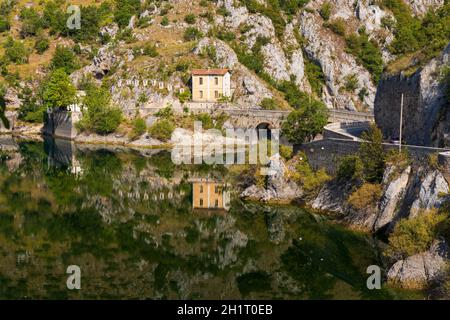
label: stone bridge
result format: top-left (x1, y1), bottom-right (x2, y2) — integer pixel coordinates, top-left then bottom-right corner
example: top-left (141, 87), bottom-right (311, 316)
top-left (134, 106), bottom-right (375, 130)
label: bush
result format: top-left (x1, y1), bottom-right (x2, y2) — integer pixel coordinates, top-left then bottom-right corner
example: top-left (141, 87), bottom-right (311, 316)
top-left (337, 155), bottom-right (363, 181)
top-left (155, 105), bottom-right (174, 120)
top-left (114, 0), bottom-right (140, 28)
top-left (359, 124), bottom-right (385, 183)
top-left (177, 90), bottom-right (191, 104)
top-left (143, 43), bottom-right (158, 57)
top-left (148, 119), bottom-right (175, 142)
top-left (325, 18), bottom-right (346, 36)
top-left (35, 36), bottom-right (50, 54)
top-left (343, 73), bottom-right (359, 92)
top-left (260, 98), bottom-right (277, 110)
top-left (386, 210), bottom-right (446, 259)
top-left (345, 30), bottom-right (383, 83)
top-left (78, 86), bottom-right (122, 135)
top-left (20, 7), bottom-right (43, 38)
top-left (279, 145), bottom-right (293, 160)
top-left (319, 2), bottom-right (332, 21)
top-left (129, 117), bottom-right (147, 140)
top-left (160, 16), bottom-right (169, 26)
top-left (184, 14), bottom-right (196, 24)
top-left (304, 56), bottom-right (325, 96)
top-left (195, 113), bottom-right (214, 130)
top-left (183, 27), bottom-right (202, 41)
top-left (291, 153), bottom-right (331, 195)
top-left (50, 46), bottom-right (79, 74)
top-left (3, 37), bottom-right (29, 64)
top-left (0, 16), bottom-right (10, 33)
top-left (348, 183), bottom-right (383, 210)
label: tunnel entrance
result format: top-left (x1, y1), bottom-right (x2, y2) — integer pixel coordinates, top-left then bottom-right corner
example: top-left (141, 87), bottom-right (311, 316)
top-left (256, 122), bottom-right (272, 140)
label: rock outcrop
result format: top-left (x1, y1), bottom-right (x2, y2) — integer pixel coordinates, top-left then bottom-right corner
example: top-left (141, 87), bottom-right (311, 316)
top-left (241, 154), bottom-right (302, 203)
top-left (387, 240), bottom-right (449, 289)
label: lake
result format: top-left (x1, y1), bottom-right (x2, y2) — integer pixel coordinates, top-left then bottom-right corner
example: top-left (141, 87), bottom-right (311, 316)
top-left (0, 138), bottom-right (421, 299)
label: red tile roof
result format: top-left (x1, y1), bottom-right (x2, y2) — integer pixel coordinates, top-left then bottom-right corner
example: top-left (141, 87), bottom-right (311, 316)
top-left (191, 68), bottom-right (229, 75)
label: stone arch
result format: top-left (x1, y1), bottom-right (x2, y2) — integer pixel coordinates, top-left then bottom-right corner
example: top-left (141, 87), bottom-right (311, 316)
top-left (255, 122), bottom-right (273, 140)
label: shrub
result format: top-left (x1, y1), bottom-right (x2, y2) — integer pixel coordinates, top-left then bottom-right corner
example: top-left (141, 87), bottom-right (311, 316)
top-left (148, 119), bottom-right (175, 142)
top-left (345, 30), bottom-right (383, 83)
top-left (155, 105), bottom-right (174, 120)
top-left (319, 2), bottom-right (332, 21)
top-left (143, 43), bottom-right (159, 57)
top-left (343, 73), bottom-right (359, 92)
top-left (184, 27), bottom-right (202, 41)
top-left (184, 14), bottom-right (196, 24)
top-left (260, 98), bottom-right (277, 110)
top-left (304, 56), bottom-right (325, 96)
top-left (34, 36), bottom-right (50, 54)
top-left (195, 113), bottom-right (214, 130)
top-left (20, 7), bottom-right (43, 37)
top-left (3, 37), bottom-right (29, 64)
top-left (160, 16), bottom-right (169, 26)
top-left (428, 153), bottom-right (440, 170)
top-left (50, 46), bottom-right (79, 74)
top-left (177, 90), bottom-right (191, 104)
top-left (129, 117), bottom-right (147, 140)
top-left (325, 18), bottom-right (346, 36)
top-left (359, 124), bottom-right (386, 183)
top-left (279, 145), bottom-right (293, 160)
top-left (292, 153), bottom-right (331, 195)
top-left (348, 183), bottom-right (383, 210)
top-left (18, 87), bottom-right (45, 123)
top-left (114, 0), bottom-right (140, 28)
top-left (0, 16), bottom-right (10, 33)
top-left (337, 155), bottom-right (363, 181)
top-left (386, 210), bottom-right (446, 259)
top-left (78, 85), bottom-right (122, 135)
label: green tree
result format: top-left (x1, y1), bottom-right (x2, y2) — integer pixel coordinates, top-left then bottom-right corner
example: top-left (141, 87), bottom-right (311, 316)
top-left (3, 37), bottom-right (29, 64)
top-left (359, 124), bottom-right (385, 183)
top-left (114, 0), bottom-right (140, 28)
top-left (79, 85), bottom-right (122, 135)
top-left (282, 100), bottom-right (328, 144)
top-left (148, 119), bottom-right (175, 142)
top-left (50, 46), bottom-right (79, 74)
top-left (42, 68), bottom-right (76, 110)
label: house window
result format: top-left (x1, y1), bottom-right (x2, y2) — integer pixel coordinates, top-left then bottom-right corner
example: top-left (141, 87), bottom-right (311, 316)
top-left (214, 77), bottom-right (218, 85)
top-left (200, 185), bottom-right (204, 193)
top-left (215, 199), bottom-right (219, 208)
top-left (214, 91), bottom-right (219, 98)
top-left (200, 198), bottom-right (204, 207)
top-left (199, 77), bottom-right (203, 85)
top-left (199, 91), bottom-right (203, 98)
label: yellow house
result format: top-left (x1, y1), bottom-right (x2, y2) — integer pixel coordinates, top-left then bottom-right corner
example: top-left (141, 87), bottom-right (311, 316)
top-left (192, 179), bottom-right (230, 210)
top-left (191, 69), bottom-right (231, 102)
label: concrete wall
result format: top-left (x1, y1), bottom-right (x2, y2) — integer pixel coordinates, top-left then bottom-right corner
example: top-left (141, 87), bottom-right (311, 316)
top-left (297, 138), bottom-right (450, 175)
top-left (43, 111), bottom-right (79, 139)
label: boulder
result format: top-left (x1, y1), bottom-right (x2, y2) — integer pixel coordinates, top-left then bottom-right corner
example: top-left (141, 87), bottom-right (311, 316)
top-left (387, 240), bottom-right (449, 289)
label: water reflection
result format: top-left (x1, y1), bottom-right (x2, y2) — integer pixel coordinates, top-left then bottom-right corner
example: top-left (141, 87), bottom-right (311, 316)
top-left (0, 138), bottom-right (420, 299)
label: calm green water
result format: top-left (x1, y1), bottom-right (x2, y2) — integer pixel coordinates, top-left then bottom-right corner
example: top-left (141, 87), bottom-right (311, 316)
top-left (0, 138), bottom-right (419, 299)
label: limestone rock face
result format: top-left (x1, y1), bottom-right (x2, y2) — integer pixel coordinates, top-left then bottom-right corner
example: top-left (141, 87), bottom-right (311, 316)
top-left (387, 240), bottom-right (449, 289)
top-left (299, 7), bottom-right (377, 110)
top-left (404, 0), bottom-right (445, 16)
top-left (410, 170), bottom-right (449, 218)
top-left (311, 179), bottom-right (355, 213)
top-left (241, 154), bottom-right (302, 203)
top-left (374, 165), bottom-right (411, 231)
top-left (375, 44), bottom-right (450, 147)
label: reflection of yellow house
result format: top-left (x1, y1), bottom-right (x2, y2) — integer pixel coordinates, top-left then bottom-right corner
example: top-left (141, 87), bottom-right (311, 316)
top-left (191, 69), bottom-right (231, 102)
top-left (192, 179), bottom-right (230, 210)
